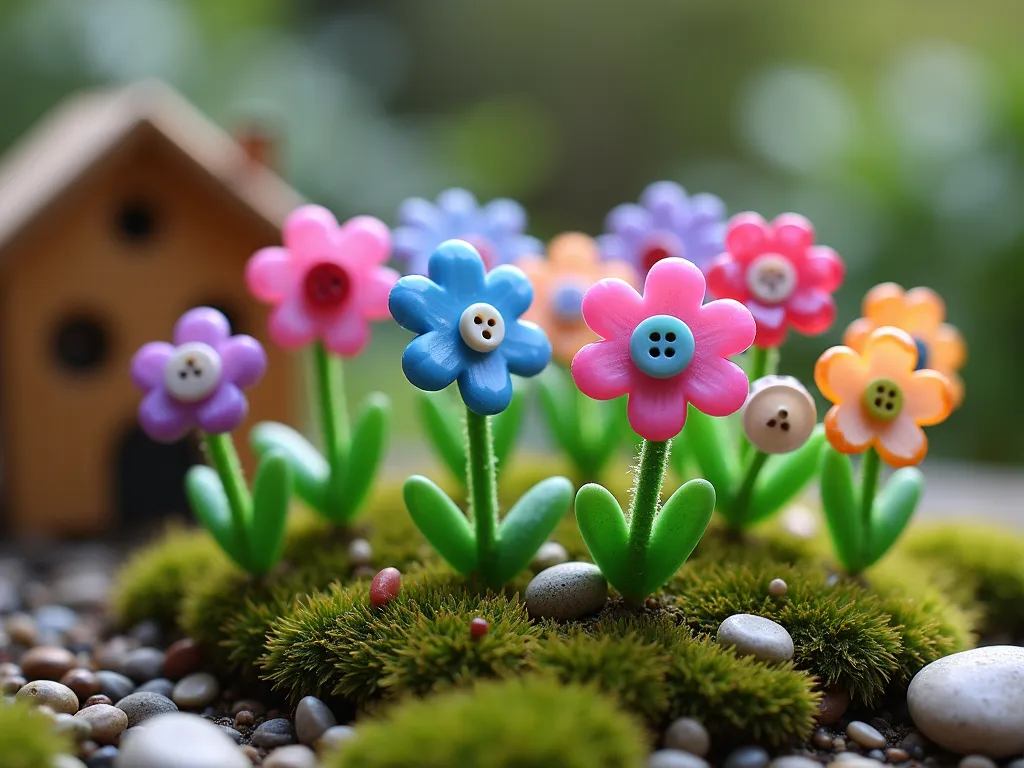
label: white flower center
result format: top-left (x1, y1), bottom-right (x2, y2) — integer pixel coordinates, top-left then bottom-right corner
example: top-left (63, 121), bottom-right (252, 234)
top-left (164, 342), bottom-right (222, 403)
top-left (459, 303), bottom-right (505, 353)
top-left (746, 254), bottom-right (797, 304)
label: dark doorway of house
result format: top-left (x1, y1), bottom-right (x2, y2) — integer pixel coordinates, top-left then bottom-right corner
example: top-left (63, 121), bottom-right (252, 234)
top-left (115, 424), bottom-right (202, 532)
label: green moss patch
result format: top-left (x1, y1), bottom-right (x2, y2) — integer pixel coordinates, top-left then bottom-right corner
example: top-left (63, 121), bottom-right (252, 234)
top-left (328, 677), bottom-right (648, 768)
top-left (0, 700), bottom-right (73, 768)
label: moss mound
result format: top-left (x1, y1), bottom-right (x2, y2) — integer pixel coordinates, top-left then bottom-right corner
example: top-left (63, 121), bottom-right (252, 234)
top-left (0, 700), bottom-right (73, 768)
top-left (328, 677), bottom-right (647, 768)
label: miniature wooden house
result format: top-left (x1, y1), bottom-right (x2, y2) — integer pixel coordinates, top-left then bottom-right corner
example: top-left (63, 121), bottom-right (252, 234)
top-left (0, 80), bottom-right (305, 537)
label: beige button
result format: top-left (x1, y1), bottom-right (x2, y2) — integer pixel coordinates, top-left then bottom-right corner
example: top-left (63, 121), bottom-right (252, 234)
top-left (164, 342), bottom-right (222, 403)
top-left (459, 302), bottom-right (505, 353)
top-left (742, 374), bottom-right (817, 454)
top-left (746, 253), bottom-right (797, 304)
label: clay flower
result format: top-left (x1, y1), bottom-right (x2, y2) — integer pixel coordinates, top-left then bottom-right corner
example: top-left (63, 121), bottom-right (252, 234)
top-left (389, 239), bottom-right (552, 415)
top-left (843, 283), bottom-right (967, 407)
top-left (815, 327), bottom-right (953, 467)
top-left (572, 257), bottom-right (756, 442)
top-left (706, 212), bottom-right (845, 348)
top-left (393, 188), bottom-right (543, 275)
top-left (515, 233), bottom-right (639, 365)
top-left (597, 181), bottom-right (727, 276)
top-left (245, 205), bottom-right (398, 356)
top-left (131, 307), bottom-right (267, 443)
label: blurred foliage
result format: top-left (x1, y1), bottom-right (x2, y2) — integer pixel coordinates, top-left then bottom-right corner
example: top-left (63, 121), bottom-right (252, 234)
top-left (1, 0), bottom-right (1022, 461)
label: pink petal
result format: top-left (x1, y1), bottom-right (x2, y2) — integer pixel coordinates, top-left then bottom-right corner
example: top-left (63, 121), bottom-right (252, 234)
top-left (581, 278), bottom-right (645, 340)
top-left (283, 205), bottom-right (338, 257)
top-left (267, 295), bottom-right (317, 350)
top-left (770, 213), bottom-right (815, 257)
top-left (338, 215), bottom-right (392, 266)
top-left (640, 257), bottom-right (707, 317)
top-left (626, 378), bottom-right (689, 442)
top-left (319, 313), bottom-right (371, 357)
top-left (131, 341), bottom-right (174, 390)
top-left (705, 256), bottom-right (749, 301)
top-left (803, 246), bottom-right (844, 292)
top-left (724, 212), bottom-right (769, 260)
top-left (746, 301), bottom-right (787, 331)
top-left (786, 289), bottom-right (836, 336)
top-left (691, 299), bottom-right (756, 358)
top-left (246, 247), bottom-right (298, 304)
top-left (355, 266), bottom-right (400, 321)
top-left (753, 324), bottom-right (789, 349)
top-left (682, 355), bottom-right (749, 418)
top-left (571, 340), bottom-right (633, 401)
top-left (196, 384), bottom-right (248, 435)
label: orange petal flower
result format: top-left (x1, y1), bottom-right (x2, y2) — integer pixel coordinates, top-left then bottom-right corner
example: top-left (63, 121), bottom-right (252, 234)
top-left (843, 283), bottom-right (966, 407)
top-left (516, 233), bottom-right (639, 365)
top-left (815, 327), bottom-right (954, 468)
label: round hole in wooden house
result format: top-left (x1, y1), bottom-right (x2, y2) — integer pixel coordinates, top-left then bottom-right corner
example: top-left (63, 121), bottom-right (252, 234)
top-left (52, 314), bottom-right (109, 373)
top-left (116, 198), bottom-right (158, 243)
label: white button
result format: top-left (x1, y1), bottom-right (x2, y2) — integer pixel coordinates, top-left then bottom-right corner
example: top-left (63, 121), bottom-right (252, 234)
top-left (164, 342), bottom-right (223, 403)
top-left (742, 374), bottom-right (817, 454)
top-left (459, 302), bottom-right (505, 353)
top-left (746, 254), bottom-right (797, 304)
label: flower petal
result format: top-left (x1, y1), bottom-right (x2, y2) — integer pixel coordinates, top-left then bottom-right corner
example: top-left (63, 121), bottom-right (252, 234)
top-left (398, 196), bottom-right (443, 233)
top-left (393, 226), bottom-right (432, 271)
top-left (931, 323), bottom-right (967, 371)
top-left (605, 203), bottom-right (651, 242)
top-left (500, 234), bottom-right (545, 263)
top-left (862, 282), bottom-right (908, 326)
top-left (138, 388), bottom-right (192, 443)
top-left (639, 181), bottom-right (687, 227)
top-left (338, 216), bottom-right (391, 266)
top-left (641, 257), bottom-right (707, 317)
top-left (686, 192), bottom-right (727, 226)
top-left (705, 255), bottom-right (749, 301)
top-left (862, 328), bottom-right (918, 381)
top-left (842, 317), bottom-right (876, 352)
top-left (903, 287), bottom-right (946, 334)
top-left (597, 233), bottom-right (630, 263)
top-left (196, 384), bottom-right (248, 435)
top-left (571, 340), bottom-right (633, 401)
top-left (690, 299), bottom-right (756, 359)
top-left (626, 378), bottom-right (688, 442)
top-left (436, 188), bottom-right (479, 233)
top-left (267, 295), bottom-right (317, 350)
top-left (815, 346), bottom-right (869, 405)
top-left (131, 342), bottom-right (174, 390)
top-left (321, 313), bottom-right (371, 357)
top-left (581, 277), bottom-right (645, 340)
top-left (458, 352), bottom-right (513, 415)
top-left (771, 213), bottom-right (815, 256)
top-left (803, 246), bottom-right (844, 292)
top-left (905, 370), bottom-right (953, 426)
top-left (824, 404), bottom-right (875, 453)
top-left (481, 198), bottom-right (526, 238)
top-left (389, 275), bottom-right (458, 335)
top-left (218, 336), bottom-right (267, 389)
top-left (401, 330), bottom-right (464, 392)
top-left (682, 355), bottom-right (749, 418)
top-left (245, 247), bottom-right (297, 304)
top-left (174, 307), bottom-right (231, 346)
top-left (357, 267), bottom-right (400, 321)
top-left (786, 289), bottom-right (836, 336)
top-left (428, 240), bottom-right (487, 304)
top-left (724, 212), bottom-right (769, 260)
top-left (548, 233), bottom-right (600, 272)
top-left (500, 320), bottom-right (551, 378)
top-left (283, 205), bottom-right (338, 257)
top-left (876, 415), bottom-right (928, 468)
top-left (484, 264), bottom-right (534, 319)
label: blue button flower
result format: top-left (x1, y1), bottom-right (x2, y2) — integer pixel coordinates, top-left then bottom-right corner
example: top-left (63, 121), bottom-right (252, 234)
top-left (389, 240), bottom-right (552, 415)
top-left (392, 188), bottom-right (543, 276)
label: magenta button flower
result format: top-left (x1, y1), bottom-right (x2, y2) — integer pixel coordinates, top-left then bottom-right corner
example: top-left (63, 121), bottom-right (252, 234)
top-left (131, 308), bottom-right (267, 443)
top-left (571, 258), bottom-right (756, 442)
top-left (246, 205), bottom-right (399, 356)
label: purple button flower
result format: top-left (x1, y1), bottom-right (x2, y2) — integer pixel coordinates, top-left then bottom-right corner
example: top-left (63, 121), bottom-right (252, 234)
top-left (131, 308), bottom-right (268, 443)
top-left (597, 181), bottom-right (728, 277)
top-left (393, 188), bottom-right (543, 276)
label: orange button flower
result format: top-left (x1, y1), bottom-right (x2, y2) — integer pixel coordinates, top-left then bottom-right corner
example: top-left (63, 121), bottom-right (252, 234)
top-left (843, 283), bottom-right (966, 407)
top-left (515, 233), bottom-right (639, 365)
top-left (814, 327), bottom-right (953, 468)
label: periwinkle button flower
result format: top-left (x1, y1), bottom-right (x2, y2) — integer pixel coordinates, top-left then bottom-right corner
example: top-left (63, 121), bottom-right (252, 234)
top-left (131, 308), bottom-right (267, 442)
top-left (388, 239), bottom-right (552, 415)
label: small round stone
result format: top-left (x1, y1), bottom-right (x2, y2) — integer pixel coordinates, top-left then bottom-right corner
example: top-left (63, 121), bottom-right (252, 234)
top-left (115, 712), bottom-right (249, 768)
top-left (162, 638), bottom-right (203, 681)
top-left (315, 724), bottom-right (357, 755)
top-left (370, 568), bottom-right (401, 607)
top-left (531, 541), bottom-right (569, 571)
top-left (221, 726), bottom-right (243, 743)
top-left (172, 672), bottom-right (220, 709)
top-left (1004, 760), bottom-right (1024, 768)
top-left (34, 605), bottom-right (78, 635)
top-left (831, 737), bottom-right (846, 750)
top-left (61, 668), bottom-right (101, 700)
top-left (136, 678), bottom-right (175, 698)
top-left (470, 618), bottom-right (489, 638)
top-left (768, 579), bottom-right (788, 597)
top-left (54, 711), bottom-right (93, 741)
top-left (1, 675), bottom-right (27, 694)
top-left (84, 694), bottom-right (114, 708)
top-left (75, 704), bottom-right (128, 745)
top-left (295, 695), bottom-right (337, 746)
top-left (958, 757), bottom-right (998, 768)
top-left (115, 691), bottom-right (178, 727)
top-left (20, 645), bottom-right (76, 681)
top-left (866, 750), bottom-right (885, 761)
top-left (122, 647), bottom-right (166, 683)
top-left (816, 689), bottom-right (850, 725)
top-left (15, 679), bottom-right (79, 713)
top-left (234, 709), bottom-right (254, 727)
top-left (6, 613), bottom-right (37, 646)
top-left (95, 671), bottom-right (135, 701)
top-left (525, 562), bottom-right (608, 621)
top-left (0, 662), bottom-right (20, 677)
top-left (664, 717), bottom-right (710, 757)
top-left (724, 746), bottom-right (770, 768)
top-left (846, 721), bottom-right (886, 749)
top-left (769, 758), bottom-right (822, 768)
top-left (884, 749), bottom-right (909, 762)
top-left (54, 756), bottom-right (88, 768)
top-left (264, 744), bottom-right (318, 768)
top-left (230, 699), bottom-right (266, 717)
top-left (648, 750), bottom-right (710, 768)
top-left (347, 538), bottom-right (373, 567)
top-left (253, 717), bottom-right (297, 748)
top-left (716, 614), bottom-right (795, 663)
top-left (87, 745), bottom-right (119, 768)
top-left (812, 728), bottom-right (833, 749)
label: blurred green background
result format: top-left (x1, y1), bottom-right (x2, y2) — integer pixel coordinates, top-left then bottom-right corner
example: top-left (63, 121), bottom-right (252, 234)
top-left (1, 0), bottom-right (1021, 463)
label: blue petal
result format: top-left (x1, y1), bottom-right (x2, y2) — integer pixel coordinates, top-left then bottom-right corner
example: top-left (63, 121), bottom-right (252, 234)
top-left (389, 275), bottom-right (459, 334)
top-left (458, 352), bottom-right (513, 415)
top-left (500, 320), bottom-right (551, 378)
top-left (402, 330), bottom-right (465, 391)
top-left (427, 240), bottom-right (487, 304)
top-left (483, 264), bottom-right (534, 319)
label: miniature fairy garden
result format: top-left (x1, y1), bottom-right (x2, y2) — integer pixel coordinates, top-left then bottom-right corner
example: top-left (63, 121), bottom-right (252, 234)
top-left (3, 182), bottom-right (1024, 768)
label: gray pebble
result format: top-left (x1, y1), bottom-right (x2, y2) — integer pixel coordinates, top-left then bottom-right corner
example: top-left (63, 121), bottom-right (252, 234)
top-left (716, 614), bottom-right (794, 663)
top-left (54, 756), bottom-right (89, 768)
top-left (531, 541), bottom-right (569, 571)
top-left (87, 745), bottom-right (119, 768)
top-left (866, 751), bottom-right (885, 761)
top-left (768, 578), bottom-right (788, 597)
top-left (171, 672), bottom-right (220, 709)
top-left (959, 758), bottom-right (998, 768)
top-left (128, 621), bottom-right (163, 648)
top-left (115, 712), bottom-right (249, 768)
top-left (769, 759), bottom-right (822, 768)
top-left (846, 721), bottom-right (886, 749)
top-left (811, 729), bottom-right (833, 749)
top-left (295, 695), bottom-right (337, 746)
top-left (1004, 761), bottom-right (1024, 768)
top-left (122, 648), bottom-right (166, 683)
top-left (253, 717), bottom-right (297, 748)
top-left (115, 691), bottom-right (178, 727)
top-left (75, 704), bottom-right (127, 745)
top-left (663, 717), bottom-right (710, 756)
top-left (34, 605), bottom-right (78, 635)
top-left (263, 744), bottom-right (318, 768)
top-left (525, 562), bottom-right (607, 621)
top-left (54, 711), bottom-right (93, 741)
top-left (221, 726), bottom-right (243, 743)
top-left (96, 671), bottom-right (135, 701)
top-left (315, 724), bottom-right (357, 755)
top-left (648, 750), bottom-right (710, 768)
top-left (724, 746), bottom-right (770, 768)
top-left (136, 678), bottom-right (175, 698)
top-left (347, 539), bottom-right (373, 567)
top-left (15, 680), bottom-right (79, 714)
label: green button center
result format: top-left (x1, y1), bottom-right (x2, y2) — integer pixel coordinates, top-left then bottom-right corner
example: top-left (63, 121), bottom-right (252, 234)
top-left (863, 377), bottom-right (903, 421)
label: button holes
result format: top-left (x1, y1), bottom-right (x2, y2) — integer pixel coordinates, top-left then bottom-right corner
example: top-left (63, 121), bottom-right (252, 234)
top-left (885, 402), bottom-right (893, 410)
top-left (482, 330), bottom-right (492, 340)
top-left (665, 332), bottom-right (676, 342)
top-left (649, 347), bottom-right (661, 358)
top-left (665, 348), bottom-right (675, 358)
top-left (178, 370), bottom-right (188, 380)
top-left (874, 397), bottom-right (883, 407)
top-left (649, 332), bottom-right (661, 342)
top-left (889, 390), bottom-right (897, 397)
top-left (779, 409), bottom-right (788, 419)
top-left (877, 385), bottom-right (885, 393)
top-left (474, 316), bottom-right (483, 324)
top-left (487, 318), bottom-right (496, 327)
top-left (781, 422), bottom-right (791, 432)
top-left (767, 418), bottom-right (777, 427)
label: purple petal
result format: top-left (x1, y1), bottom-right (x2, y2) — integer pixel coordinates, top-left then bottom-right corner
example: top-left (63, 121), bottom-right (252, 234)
top-left (398, 197), bottom-right (444, 234)
top-left (687, 192), bottom-right (727, 225)
top-left (196, 384), bottom-right (248, 434)
top-left (174, 307), bottom-right (231, 346)
top-left (138, 388), bottom-right (193, 443)
top-left (218, 335), bottom-right (267, 389)
top-left (605, 203), bottom-right (651, 242)
top-left (498, 234), bottom-right (544, 263)
top-left (597, 233), bottom-right (630, 263)
top-left (131, 341), bottom-right (174, 391)
top-left (436, 188), bottom-right (480, 232)
top-left (393, 226), bottom-right (431, 264)
top-left (640, 181), bottom-right (688, 228)
top-left (481, 198), bottom-right (527, 238)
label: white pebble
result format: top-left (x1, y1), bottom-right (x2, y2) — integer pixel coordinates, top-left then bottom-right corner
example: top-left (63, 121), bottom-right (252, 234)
top-left (958, 757), bottom-right (998, 768)
top-left (846, 721), bottom-right (886, 749)
top-left (347, 539), bottom-right (373, 567)
top-left (663, 717), bottom-right (710, 756)
top-left (648, 750), bottom-right (710, 768)
top-left (531, 541), bottom-right (569, 571)
top-left (768, 579), bottom-right (788, 597)
top-left (716, 614), bottom-right (794, 663)
top-left (115, 712), bottom-right (249, 768)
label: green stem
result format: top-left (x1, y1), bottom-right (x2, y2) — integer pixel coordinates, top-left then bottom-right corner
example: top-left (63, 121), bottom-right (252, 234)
top-left (730, 450), bottom-right (771, 528)
top-left (202, 432), bottom-right (253, 559)
top-left (626, 439), bottom-right (671, 599)
top-left (313, 341), bottom-right (350, 476)
top-left (465, 408), bottom-right (500, 585)
top-left (739, 346), bottom-right (779, 464)
top-left (859, 448), bottom-right (882, 570)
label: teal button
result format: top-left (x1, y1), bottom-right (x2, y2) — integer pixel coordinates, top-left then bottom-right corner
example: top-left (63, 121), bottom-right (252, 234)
top-left (629, 314), bottom-right (695, 379)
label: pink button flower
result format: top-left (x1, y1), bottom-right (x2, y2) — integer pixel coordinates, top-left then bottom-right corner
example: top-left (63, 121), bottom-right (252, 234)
top-left (245, 205), bottom-right (400, 356)
top-left (706, 212), bottom-right (845, 349)
top-left (571, 257), bottom-right (756, 442)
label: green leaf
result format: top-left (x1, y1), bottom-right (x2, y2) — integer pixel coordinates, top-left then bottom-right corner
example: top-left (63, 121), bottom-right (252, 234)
top-left (864, 467), bottom-right (923, 569)
top-left (574, 483), bottom-right (630, 592)
top-left (185, 465), bottom-right (249, 570)
top-left (332, 393), bottom-right (391, 523)
top-left (492, 476), bottom-right (574, 583)
top-left (682, 405), bottom-right (737, 514)
top-left (249, 451), bottom-right (293, 574)
top-left (642, 479), bottom-right (716, 595)
top-left (819, 445), bottom-right (863, 572)
top-left (418, 391), bottom-right (467, 485)
top-left (402, 475), bottom-right (477, 575)
top-left (537, 370), bottom-right (584, 461)
top-left (249, 421), bottom-right (328, 510)
top-left (746, 426), bottom-right (827, 525)
top-left (492, 384), bottom-right (526, 471)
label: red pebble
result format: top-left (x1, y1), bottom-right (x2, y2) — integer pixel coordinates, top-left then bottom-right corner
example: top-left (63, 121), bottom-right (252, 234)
top-left (470, 618), bottom-right (490, 638)
top-left (370, 567), bottom-right (402, 607)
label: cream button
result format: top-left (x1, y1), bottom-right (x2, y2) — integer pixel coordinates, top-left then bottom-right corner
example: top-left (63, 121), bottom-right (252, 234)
top-left (746, 254), bottom-right (797, 304)
top-left (459, 302), bottom-right (505, 353)
top-left (164, 342), bottom-right (223, 403)
top-left (742, 374), bottom-right (817, 454)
